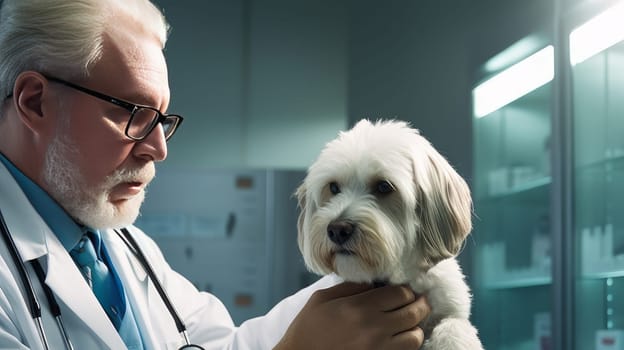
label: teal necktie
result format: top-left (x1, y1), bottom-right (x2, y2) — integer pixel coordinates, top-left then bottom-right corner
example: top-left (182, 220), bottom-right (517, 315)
top-left (70, 232), bottom-right (123, 326)
top-left (70, 231), bottom-right (144, 349)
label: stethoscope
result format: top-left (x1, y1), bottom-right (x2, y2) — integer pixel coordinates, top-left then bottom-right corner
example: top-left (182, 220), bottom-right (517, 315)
top-left (0, 209), bottom-right (204, 350)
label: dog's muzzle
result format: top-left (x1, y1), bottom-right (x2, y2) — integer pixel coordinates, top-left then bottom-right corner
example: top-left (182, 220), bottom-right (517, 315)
top-left (327, 220), bottom-right (354, 245)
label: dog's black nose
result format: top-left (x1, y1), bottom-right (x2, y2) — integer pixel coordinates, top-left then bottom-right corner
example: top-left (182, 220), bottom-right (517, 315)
top-left (327, 221), bottom-right (354, 245)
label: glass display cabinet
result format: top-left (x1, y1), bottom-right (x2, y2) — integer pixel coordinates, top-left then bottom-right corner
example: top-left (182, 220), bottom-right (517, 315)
top-left (472, 37), bottom-right (555, 350)
top-left (472, 1), bottom-right (624, 349)
top-left (569, 1), bottom-right (624, 349)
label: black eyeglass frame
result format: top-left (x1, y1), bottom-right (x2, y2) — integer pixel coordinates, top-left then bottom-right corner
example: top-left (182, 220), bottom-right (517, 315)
top-left (42, 75), bottom-right (183, 141)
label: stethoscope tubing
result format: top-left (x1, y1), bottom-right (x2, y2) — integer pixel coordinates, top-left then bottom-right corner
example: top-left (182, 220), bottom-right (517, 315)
top-left (0, 207), bottom-right (203, 350)
top-left (0, 210), bottom-right (51, 350)
top-left (116, 228), bottom-right (189, 334)
top-left (116, 228), bottom-right (205, 349)
top-left (31, 260), bottom-right (75, 350)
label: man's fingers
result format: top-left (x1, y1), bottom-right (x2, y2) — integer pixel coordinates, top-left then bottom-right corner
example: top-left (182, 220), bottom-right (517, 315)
top-left (386, 295), bottom-right (431, 335)
top-left (314, 283), bottom-right (423, 315)
top-left (387, 326), bottom-right (426, 350)
top-left (311, 282), bottom-right (373, 303)
top-left (291, 282), bottom-right (430, 350)
top-left (353, 284), bottom-right (417, 311)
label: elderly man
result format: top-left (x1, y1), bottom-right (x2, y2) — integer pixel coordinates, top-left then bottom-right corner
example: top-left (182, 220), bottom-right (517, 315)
top-left (0, 0), bottom-right (429, 349)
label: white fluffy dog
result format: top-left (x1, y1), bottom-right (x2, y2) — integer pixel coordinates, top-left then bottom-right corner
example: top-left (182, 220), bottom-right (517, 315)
top-left (296, 119), bottom-right (483, 349)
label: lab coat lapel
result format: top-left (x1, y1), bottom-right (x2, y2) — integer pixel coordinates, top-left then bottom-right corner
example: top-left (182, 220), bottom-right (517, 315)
top-left (45, 232), bottom-right (127, 350)
top-left (104, 229), bottom-right (147, 281)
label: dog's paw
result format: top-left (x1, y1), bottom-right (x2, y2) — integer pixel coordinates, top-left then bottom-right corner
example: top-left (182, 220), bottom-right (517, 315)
top-left (422, 318), bottom-right (484, 350)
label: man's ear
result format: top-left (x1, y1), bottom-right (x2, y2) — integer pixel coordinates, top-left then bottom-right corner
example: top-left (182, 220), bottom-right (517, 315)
top-left (12, 71), bottom-right (54, 134)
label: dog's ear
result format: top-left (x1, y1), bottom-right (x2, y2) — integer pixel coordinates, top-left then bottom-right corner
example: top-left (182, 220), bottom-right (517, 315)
top-left (413, 139), bottom-right (473, 266)
top-left (295, 183), bottom-right (308, 255)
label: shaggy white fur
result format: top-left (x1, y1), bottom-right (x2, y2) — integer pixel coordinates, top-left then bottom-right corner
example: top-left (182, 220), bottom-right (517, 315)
top-left (296, 119), bottom-right (484, 349)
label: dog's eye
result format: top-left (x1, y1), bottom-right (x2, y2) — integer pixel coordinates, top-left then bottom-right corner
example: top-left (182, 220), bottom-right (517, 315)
top-left (376, 180), bottom-right (395, 194)
top-left (329, 182), bottom-right (341, 195)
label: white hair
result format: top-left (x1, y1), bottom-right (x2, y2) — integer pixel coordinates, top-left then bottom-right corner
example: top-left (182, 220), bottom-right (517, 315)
top-left (0, 0), bottom-right (169, 102)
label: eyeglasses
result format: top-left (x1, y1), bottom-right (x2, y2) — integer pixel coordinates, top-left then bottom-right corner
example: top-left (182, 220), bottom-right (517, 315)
top-left (44, 75), bottom-right (183, 141)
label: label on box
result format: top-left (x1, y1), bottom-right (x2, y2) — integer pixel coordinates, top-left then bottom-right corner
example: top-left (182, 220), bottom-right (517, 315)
top-left (534, 313), bottom-right (551, 350)
top-left (597, 330), bottom-right (624, 350)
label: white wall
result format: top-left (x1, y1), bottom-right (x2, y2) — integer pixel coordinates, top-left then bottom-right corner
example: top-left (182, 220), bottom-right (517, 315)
top-left (153, 0), bottom-right (348, 170)
top-left (245, 0), bottom-right (348, 168)
top-left (156, 1), bottom-right (246, 167)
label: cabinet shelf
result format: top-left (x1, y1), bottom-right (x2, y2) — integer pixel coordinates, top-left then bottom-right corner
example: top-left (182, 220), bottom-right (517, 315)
top-left (579, 225), bottom-right (624, 280)
top-left (483, 273), bottom-right (551, 290)
top-left (582, 269), bottom-right (624, 279)
top-left (575, 153), bottom-right (624, 172)
top-left (478, 242), bottom-right (552, 290)
top-left (476, 175), bottom-right (551, 202)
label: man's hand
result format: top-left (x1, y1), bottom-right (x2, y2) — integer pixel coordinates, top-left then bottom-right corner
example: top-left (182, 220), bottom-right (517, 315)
top-left (274, 282), bottom-right (430, 350)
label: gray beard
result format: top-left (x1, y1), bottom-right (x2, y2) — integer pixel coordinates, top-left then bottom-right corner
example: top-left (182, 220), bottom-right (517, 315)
top-left (42, 133), bottom-right (147, 230)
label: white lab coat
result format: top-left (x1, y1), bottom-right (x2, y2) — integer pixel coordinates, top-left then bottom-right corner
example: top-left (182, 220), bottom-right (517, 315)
top-left (0, 161), bottom-right (339, 349)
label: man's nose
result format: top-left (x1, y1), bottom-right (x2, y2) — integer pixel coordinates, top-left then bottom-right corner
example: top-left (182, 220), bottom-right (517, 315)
top-left (133, 123), bottom-right (168, 162)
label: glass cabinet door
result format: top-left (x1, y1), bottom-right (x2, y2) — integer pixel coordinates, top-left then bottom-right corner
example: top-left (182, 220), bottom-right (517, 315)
top-left (570, 3), bottom-right (624, 349)
top-left (472, 43), bottom-right (554, 350)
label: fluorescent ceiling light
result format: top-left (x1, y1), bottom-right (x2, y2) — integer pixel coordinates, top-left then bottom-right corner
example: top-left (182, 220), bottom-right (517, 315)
top-left (483, 36), bottom-right (543, 73)
top-left (473, 46), bottom-right (554, 118)
top-left (570, 2), bottom-right (624, 66)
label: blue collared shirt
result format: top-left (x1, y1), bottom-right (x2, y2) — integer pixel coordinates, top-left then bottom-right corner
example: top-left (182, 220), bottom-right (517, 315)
top-left (0, 153), bottom-right (83, 250)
